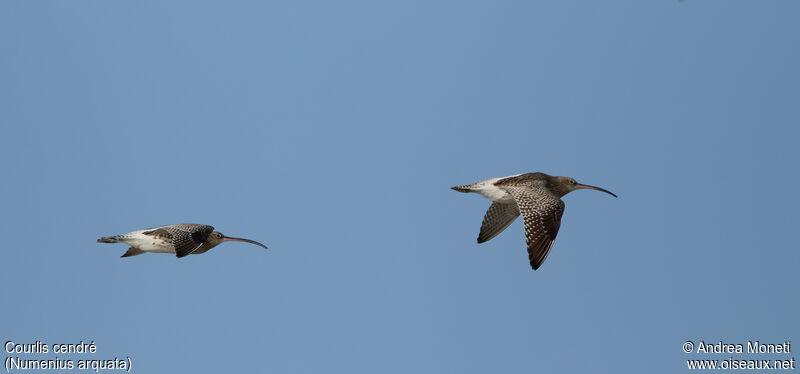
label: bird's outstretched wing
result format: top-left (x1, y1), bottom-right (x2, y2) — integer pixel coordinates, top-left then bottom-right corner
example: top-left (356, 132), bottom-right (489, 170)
top-left (144, 224), bottom-right (214, 258)
top-left (501, 187), bottom-right (565, 270)
top-left (477, 202), bottom-right (520, 243)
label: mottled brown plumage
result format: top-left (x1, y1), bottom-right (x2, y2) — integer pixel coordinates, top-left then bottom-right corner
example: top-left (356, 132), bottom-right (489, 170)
top-left (97, 223), bottom-right (268, 258)
top-left (452, 172), bottom-right (616, 270)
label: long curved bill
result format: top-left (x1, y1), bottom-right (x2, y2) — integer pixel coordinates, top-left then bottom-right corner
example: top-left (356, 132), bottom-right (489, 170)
top-left (223, 236), bottom-right (269, 250)
top-left (576, 183), bottom-right (617, 198)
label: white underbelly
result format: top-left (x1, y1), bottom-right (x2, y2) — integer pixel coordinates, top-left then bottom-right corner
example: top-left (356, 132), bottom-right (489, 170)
top-left (472, 177), bottom-right (516, 203)
top-left (118, 230), bottom-right (175, 253)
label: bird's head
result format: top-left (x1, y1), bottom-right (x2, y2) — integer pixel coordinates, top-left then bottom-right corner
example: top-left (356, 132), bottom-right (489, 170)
top-left (207, 231), bottom-right (268, 250)
top-left (549, 176), bottom-right (617, 198)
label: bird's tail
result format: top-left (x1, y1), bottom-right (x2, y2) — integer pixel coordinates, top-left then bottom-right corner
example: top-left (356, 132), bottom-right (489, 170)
top-left (97, 236), bottom-right (120, 243)
top-left (451, 185), bottom-right (474, 193)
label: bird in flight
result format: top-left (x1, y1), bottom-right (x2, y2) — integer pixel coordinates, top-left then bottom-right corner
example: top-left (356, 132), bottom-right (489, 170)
top-left (97, 224), bottom-right (268, 258)
top-left (452, 172), bottom-right (616, 270)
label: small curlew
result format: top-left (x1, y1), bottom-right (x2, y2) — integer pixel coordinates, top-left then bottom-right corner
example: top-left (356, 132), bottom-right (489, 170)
top-left (452, 172), bottom-right (616, 270)
top-left (97, 224), bottom-right (268, 258)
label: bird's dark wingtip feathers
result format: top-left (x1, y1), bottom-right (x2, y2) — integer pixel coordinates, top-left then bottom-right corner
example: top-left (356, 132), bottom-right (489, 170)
top-left (529, 253), bottom-right (544, 270)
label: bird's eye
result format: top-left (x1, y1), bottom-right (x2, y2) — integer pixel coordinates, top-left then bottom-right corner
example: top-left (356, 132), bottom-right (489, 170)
top-left (216, 233), bottom-right (223, 238)
top-left (570, 180), bottom-right (576, 184)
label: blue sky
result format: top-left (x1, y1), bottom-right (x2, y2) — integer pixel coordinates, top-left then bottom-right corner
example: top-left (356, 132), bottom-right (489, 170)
top-left (1, 1), bottom-right (798, 373)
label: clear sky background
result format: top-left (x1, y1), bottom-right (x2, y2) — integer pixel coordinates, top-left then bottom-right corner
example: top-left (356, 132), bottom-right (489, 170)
top-left (1, 1), bottom-right (798, 373)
